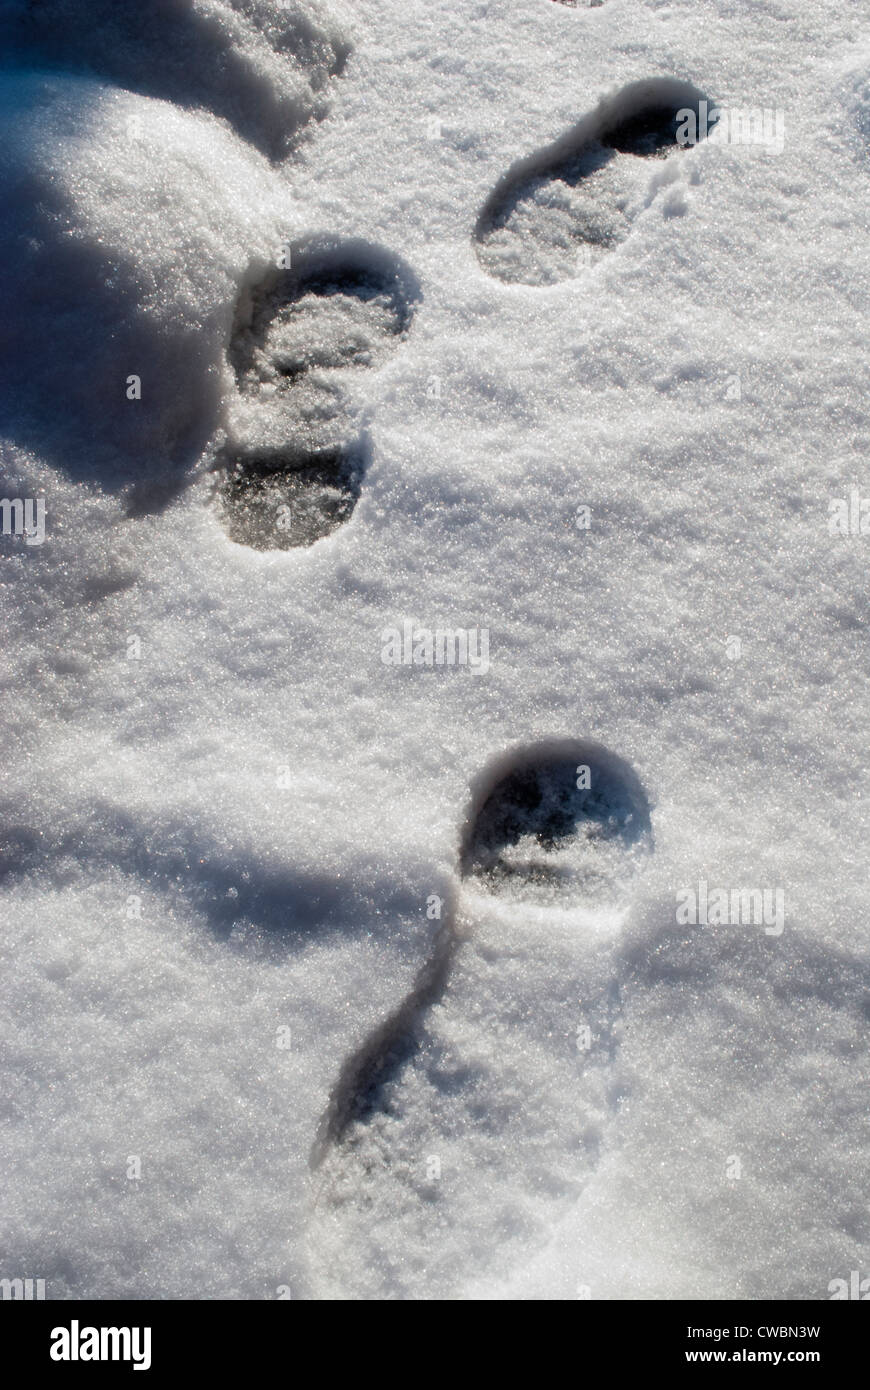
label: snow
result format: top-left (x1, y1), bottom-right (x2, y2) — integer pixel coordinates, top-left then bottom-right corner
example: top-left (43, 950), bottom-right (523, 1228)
top-left (1, 0), bottom-right (869, 1300)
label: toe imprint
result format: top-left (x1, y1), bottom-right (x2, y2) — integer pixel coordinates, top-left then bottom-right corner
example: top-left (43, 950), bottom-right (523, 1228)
top-left (461, 737), bottom-right (653, 917)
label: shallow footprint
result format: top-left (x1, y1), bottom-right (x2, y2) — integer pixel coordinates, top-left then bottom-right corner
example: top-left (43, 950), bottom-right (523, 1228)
top-left (220, 240), bottom-right (416, 550)
top-left (475, 78), bottom-right (715, 285)
top-left (306, 739), bottom-right (652, 1299)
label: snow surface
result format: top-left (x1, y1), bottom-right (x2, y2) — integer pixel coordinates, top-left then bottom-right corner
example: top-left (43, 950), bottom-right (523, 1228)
top-left (1, 0), bottom-right (869, 1300)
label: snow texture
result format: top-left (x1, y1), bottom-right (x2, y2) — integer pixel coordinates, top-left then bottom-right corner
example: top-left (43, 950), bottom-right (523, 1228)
top-left (1, 0), bottom-right (869, 1300)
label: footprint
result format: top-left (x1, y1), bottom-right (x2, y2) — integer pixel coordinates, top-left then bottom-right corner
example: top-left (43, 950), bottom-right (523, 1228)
top-left (220, 240), bottom-right (417, 550)
top-left (307, 739), bottom-right (652, 1298)
top-left (475, 78), bottom-right (715, 285)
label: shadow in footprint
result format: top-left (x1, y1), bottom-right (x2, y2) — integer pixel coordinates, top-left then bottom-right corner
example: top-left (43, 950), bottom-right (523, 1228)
top-left (461, 737), bottom-right (652, 913)
top-left (221, 239), bottom-right (419, 550)
top-left (475, 77), bottom-right (716, 285)
top-left (310, 896), bottom-right (457, 1163)
top-left (218, 444), bottom-right (364, 550)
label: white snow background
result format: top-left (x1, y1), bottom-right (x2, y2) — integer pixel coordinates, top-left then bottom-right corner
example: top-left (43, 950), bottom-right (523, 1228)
top-left (1, 0), bottom-right (869, 1300)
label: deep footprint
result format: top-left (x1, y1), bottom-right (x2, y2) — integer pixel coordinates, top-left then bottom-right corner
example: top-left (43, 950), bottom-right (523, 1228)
top-left (462, 738), bottom-right (652, 915)
top-left (218, 446), bottom-right (363, 551)
top-left (475, 78), bottom-right (715, 285)
top-left (221, 241), bottom-right (416, 549)
top-left (307, 740), bottom-right (652, 1298)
